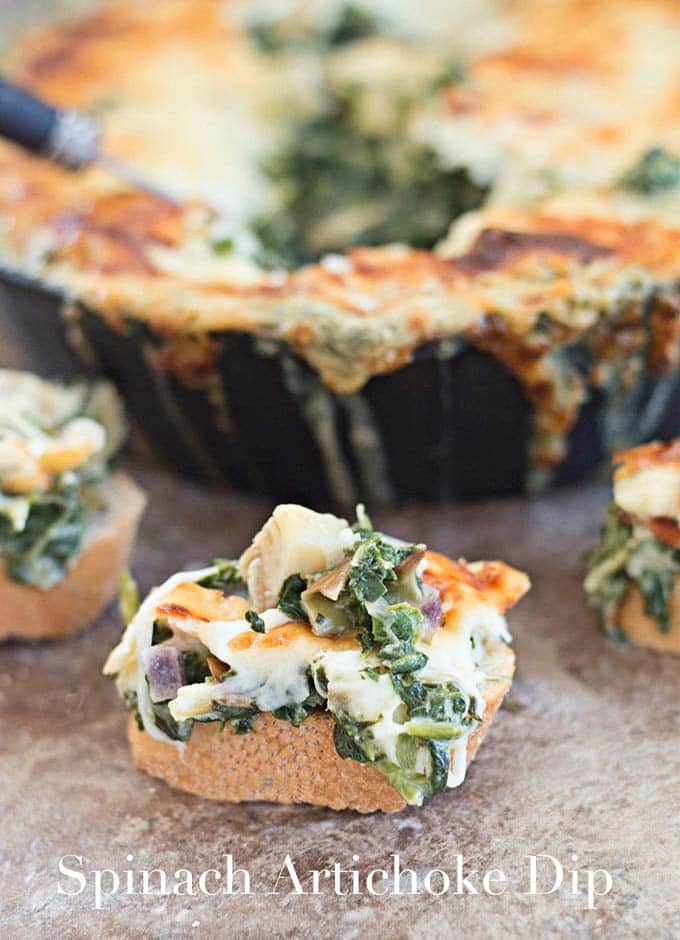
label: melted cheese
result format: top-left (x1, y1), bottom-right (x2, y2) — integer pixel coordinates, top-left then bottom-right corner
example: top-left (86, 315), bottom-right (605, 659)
top-left (614, 464), bottom-right (680, 523)
top-left (169, 615), bottom-right (358, 719)
top-left (0, 370), bottom-right (121, 499)
top-left (103, 564), bottom-right (218, 744)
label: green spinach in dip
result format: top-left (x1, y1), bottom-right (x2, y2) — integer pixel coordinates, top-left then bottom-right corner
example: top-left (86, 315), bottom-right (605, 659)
top-left (584, 504), bottom-right (680, 636)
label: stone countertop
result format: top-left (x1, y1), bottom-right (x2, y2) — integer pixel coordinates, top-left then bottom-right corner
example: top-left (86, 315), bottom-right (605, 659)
top-left (1, 464), bottom-right (678, 939)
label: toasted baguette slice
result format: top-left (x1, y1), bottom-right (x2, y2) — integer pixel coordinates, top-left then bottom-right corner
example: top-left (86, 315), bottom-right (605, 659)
top-left (0, 473), bottom-right (146, 641)
top-left (128, 640), bottom-right (514, 813)
top-left (617, 580), bottom-right (680, 654)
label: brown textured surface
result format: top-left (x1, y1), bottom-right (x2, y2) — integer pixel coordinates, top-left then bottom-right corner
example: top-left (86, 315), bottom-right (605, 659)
top-left (128, 642), bottom-right (514, 814)
top-left (0, 473), bottom-right (146, 641)
top-left (1, 463), bottom-right (679, 938)
top-left (618, 581), bottom-right (680, 654)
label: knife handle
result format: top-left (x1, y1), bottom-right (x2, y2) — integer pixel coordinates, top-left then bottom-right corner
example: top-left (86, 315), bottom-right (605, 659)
top-left (0, 78), bottom-right (99, 169)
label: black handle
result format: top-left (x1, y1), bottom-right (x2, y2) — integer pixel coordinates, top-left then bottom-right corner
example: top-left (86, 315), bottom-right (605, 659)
top-left (0, 79), bottom-right (58, 153)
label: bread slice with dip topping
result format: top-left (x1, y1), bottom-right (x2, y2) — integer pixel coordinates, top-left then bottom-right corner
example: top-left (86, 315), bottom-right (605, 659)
top-left (0, 370), bottom-right (145, 640)
top-left (105, 504), bottom-right (529, 812)
top-left (585, 441), bottom-right (680, 653)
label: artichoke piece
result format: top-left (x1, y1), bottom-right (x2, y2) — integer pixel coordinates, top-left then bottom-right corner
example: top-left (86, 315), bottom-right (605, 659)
top-left (240, 504), bottom-right (356, 611)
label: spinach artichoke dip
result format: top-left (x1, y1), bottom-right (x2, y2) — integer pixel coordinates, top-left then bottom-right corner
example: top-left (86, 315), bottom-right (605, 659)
top-left (0, 0), bottom-right (679, 503)
top-left (104, 505), bottom-right (529, 811)
top-left (0, 370), bottom-right (145, 640)
top-left (585, 441), bottom-right (680, 653)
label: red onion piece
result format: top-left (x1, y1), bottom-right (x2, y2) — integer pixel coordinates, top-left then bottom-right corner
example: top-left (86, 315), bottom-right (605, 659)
top-left (144, 646), bottom-right (185, 703)
top-left (419, 584), bottom-right (443, 638)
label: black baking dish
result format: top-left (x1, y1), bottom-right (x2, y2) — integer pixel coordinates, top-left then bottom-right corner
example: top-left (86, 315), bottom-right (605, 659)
top-left (3, 261), bottom-right (679, 507)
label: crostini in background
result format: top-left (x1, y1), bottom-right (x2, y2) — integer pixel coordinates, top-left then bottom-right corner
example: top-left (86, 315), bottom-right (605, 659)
top-left (585, 441), bottom-right (680, 653)
top-left (0, 370), bottom-right (146, 640)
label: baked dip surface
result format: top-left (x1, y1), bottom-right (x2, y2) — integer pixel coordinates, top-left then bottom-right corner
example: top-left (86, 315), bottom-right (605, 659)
top-left (1, 0), bottom-right (679, 502)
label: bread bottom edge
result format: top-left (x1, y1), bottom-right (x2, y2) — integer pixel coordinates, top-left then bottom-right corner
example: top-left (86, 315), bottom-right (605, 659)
top-left (128, 643), bottom-right (515, 813)
top-left (617, 579), bottom-right (680, 654)
top-left (0, 473), bottom-right (146, 642)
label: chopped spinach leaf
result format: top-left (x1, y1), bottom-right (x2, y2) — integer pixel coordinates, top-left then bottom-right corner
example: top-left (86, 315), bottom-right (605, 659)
top-left (123, 690), bottom-right (144, 731)
top-left (367, 601), bottom-right (423, 662)
top-left (181, 650), bottom-right (211, 685)
top-left (638, 569), bottom-right (675, 633)
top-left (618, 147), bottom-right (680, 195)
top-left (585, 504), bottom-right (680, 635)
top-left (246, 609), bottom-right (266, 633)
top-left (278, 573), bottom-right (309, 621)
top-left (314, 664), bottom-right (329, 695)
top-left (0, 483), bottom-right (86, 588)
top-left (332, 713), bottom-right (452, 805)
top-left (349, 536), bottom-right (398, 603)
top-left (332, 713), bottom-right (375, 763)
top-left (211, 701), bottom-right (259, 721)
top-left (347, 533), bottom-right (418, 605)
top-left (197, 559), bottom-right (243, 593)
top-left (426, 740), bottom-right (451, 794)
top-left (253, 90), bottom-right (487, 267)
top-left (390, 651), bottom-right (429, 674)
top-left (328, 3), bottom-right (378, 46)
top-left (272, 688), bottom-right (324, 727)
top-left (210, 700), bottom-right (259, 735)
top-left (249, 2), bottom-right (378, 55)
top-left (211, 236), bottom-right (234, 255)
top-left (391, 673), bottom-right (469, 725)
top-left (151, 701), bottom-right (193, 742)
top-left (151, 621), bottom-right (173, 645)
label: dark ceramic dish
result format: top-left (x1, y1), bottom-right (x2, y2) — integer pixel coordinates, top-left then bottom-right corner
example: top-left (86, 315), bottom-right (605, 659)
top-left (3, 265), bottom-right (679, 507)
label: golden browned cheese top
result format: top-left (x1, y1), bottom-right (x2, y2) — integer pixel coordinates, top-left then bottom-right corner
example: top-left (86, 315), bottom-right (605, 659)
top-left (0, 0), bottom-right (678, 320)
top-left (614, 439), bottom-right (680, 481)
top-left (0, 0), bottom-right (679, 485)
top-left (157, 549), bottom-right (530, 649)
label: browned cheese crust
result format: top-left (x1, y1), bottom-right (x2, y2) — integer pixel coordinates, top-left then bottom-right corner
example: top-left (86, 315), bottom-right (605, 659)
top-left (0, 0), bottom-right (677, 335)
top-left (618, 580), bottom-right (680, 654)
top-left (0, 473), bottom-right (146, 641)
top-left (1, 1), bottom-right (679, 472)
top-left (127, 641), bottom-right (514, 813)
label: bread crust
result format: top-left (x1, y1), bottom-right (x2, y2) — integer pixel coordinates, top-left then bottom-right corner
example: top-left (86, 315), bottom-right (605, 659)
top-left (128, 642), bottom-right (515, 813)
top-left (0, 472), bottom-right (146, 641)
top-left (617, 579), bottom-right (680, 654)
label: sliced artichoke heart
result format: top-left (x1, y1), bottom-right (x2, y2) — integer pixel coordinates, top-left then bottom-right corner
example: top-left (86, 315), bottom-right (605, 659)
top-left (239, 504), bottom-right (356, 611)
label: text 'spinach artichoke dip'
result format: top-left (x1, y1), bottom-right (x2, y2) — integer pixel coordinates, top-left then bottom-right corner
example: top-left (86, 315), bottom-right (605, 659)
top-left (0, 370), bottom-right (145, 640)
top-left (0, 0), bottom-right (679, 504)
top-left (105, 505), bottom-right (529, 812)
top-left (585, 441), bottom-right (680, 654)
